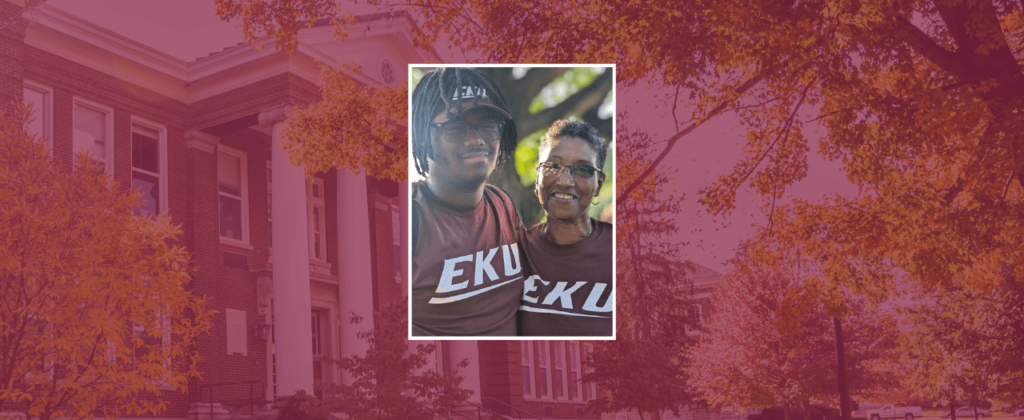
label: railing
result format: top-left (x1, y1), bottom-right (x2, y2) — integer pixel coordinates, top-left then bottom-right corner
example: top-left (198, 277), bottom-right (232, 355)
top-left (418, 403), bottom-right (459, 420)
top-left (448, 408), bottom-right (477, 420)
top-left (483, 396), bottom-right (542, 420)
top-left (462, 399), bottom-right (511, 420)
top-left (198, 380), bottom-right (268, 420)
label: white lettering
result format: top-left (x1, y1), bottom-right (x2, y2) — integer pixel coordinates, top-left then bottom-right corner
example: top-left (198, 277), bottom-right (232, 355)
top-left (581, 283), bottom-right (613, 312)
top-left (522, 275), bottom-right (547, 304)
top-left (435, 254), bottom-right (473, 293)
top-left (542, 281), bottom-right (586, 309)
top-left (502, 243), bottom-right (522, 276)
top-left (452, 85), bottom-right (488, 100)
top-left (474, 247), bottom-right (500, 285)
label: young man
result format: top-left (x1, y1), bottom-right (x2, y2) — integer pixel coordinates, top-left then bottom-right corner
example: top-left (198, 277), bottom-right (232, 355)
top-left (410, 68), bottom-right (526, 336)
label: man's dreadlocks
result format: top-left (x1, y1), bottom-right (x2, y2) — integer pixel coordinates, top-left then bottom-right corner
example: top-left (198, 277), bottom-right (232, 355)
top-left (411, 68), bottom-right (518, 177)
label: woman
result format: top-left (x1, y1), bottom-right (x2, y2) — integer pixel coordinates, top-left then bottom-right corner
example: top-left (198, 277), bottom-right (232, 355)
top-left (520, 120), bottom-right (613, 337)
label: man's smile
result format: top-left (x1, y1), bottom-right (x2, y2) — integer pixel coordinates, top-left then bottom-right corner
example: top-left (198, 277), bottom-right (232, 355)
top-left (460, 150), bottom-right (492, 162)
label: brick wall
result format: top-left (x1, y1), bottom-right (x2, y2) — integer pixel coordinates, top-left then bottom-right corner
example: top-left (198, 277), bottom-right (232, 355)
top-left (19, 42), bottom-right (199, 417)
top-left (191, 128), bottom-right (269, 410)
top-left (0, 1), bottom-right (27, 115)
top-left (480, 341), bottom-right (517, 415)
top-left (22, 45), bottom-right (190, 177)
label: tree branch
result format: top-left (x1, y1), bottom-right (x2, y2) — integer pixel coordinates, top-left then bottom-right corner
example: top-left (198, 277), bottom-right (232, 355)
top-left (889, 16), bottom-right (969, 80)
top-left (516, 67), bottom-right (570, 115)
top-left (618, 71), bottom-right (770, 203)
top-left (518, 69), bottom-right (613, 135)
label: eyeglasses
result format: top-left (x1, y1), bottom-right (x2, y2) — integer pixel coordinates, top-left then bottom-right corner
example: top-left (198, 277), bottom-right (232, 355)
top-left (431, 120), bottom-right (504, 142)
top-left (536, 161), bottom-right (602, 179)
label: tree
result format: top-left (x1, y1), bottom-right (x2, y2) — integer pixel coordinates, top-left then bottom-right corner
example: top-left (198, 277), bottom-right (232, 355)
top-left (0, 104), bottom-right (214, 420)
top-left (318, 302), bottom-right (472, 420)
top-left (217, 0), bottom-right (1024, 298)
top-left (580, 117), bottom-right (697, 420)
top-left (215, 0), bottom-right (1024, 407)
top-left (282, 63), bottom-right (408, 183)
top-left (688, 238), bottom-right (898, 419)
top-left (899, 281), bottom-right (1024, 418)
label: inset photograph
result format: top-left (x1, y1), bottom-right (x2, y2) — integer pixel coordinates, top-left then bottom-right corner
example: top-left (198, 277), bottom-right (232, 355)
top-left (408, 65), bottom-right (615, 339)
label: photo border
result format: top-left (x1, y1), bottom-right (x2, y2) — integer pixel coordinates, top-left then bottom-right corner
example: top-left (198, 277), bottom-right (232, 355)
top-left (406, 63), bottom-right (617, 341)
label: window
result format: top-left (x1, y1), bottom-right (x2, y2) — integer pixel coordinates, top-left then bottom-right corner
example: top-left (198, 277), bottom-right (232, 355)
top-left (569, 342), bottom-right (581, 400)
top-left (22, 81), bottom-right (52, 149)
top-left (521, 341), bottom-right (535, 399)
top-left (131, 120), bottom-right (166, 217)
top-left (311, 311), bottom-right (321, 357)
top-left (307, 178), bottom-right (326, 261)
top-left (392, 200), bottom-right (401, 284)
top-left (685, 304), bottom-right (704, 334)
top-left (132, 312), bottom-right (170, 375)
top-left (218, 146), bottom-right (249, 244)
top-left (380, 60), bottom-right (395, 84)
top-left (73, 98), bottom-right (113, 174)
top-left (583, 344), bottom-right (596, 401)
top-left (538, 341), bottom-right (552, 398)
top-left (554, 341), bottom-right (566, 399)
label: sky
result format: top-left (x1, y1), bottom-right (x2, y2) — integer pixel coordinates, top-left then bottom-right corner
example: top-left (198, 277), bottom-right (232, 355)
top-left (616, 82), bottom-right (858, 271)
top-left (40, 0), bottom-right (859, 272)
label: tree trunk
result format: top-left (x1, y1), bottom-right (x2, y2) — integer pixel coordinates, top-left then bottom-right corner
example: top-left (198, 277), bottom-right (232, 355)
top-left (784, 405), bottom-right (792, 420)
top-left (802, 401), bottom-right (812, 420)
top-left (950, 399), bottom-right (957, 420)
top-left (834, 317), bottom-right (852, 420)
top-left (488, 161), bottom-right (544, 227)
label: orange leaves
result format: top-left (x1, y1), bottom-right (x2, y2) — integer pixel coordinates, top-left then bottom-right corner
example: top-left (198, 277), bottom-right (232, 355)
top-left (0, 104), bottom-right (213, 420)
top-left (215, 0), bottom-right (339, 52)
top-left (283, 63), bottom-right (408, 182)
top-left (689, 237), bottom-right (897, 411)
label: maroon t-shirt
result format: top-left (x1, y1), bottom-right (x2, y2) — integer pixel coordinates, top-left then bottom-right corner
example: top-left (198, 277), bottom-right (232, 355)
top-left (520, 220), bottom-right (613, 336)
top-left (411, 182), bottom-right (526, 336)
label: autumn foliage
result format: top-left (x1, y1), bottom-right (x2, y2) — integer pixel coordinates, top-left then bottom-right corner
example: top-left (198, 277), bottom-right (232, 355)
top-left (213, 0), bottom-right (1024, 413)
top-left (688, 239), bottom-right (898, 413)
top-left (899, 282), bottom-right (1024, 410)
top-left (283, 64), bottom-right (408, 182)
top-left (0, 105), bottom-right (213, 420)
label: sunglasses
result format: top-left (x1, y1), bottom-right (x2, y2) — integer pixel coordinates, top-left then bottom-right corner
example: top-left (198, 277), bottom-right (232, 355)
top-left (536, 161), bottom-right (603, 179)
top-left (431, 120), bottom-right (504, 142)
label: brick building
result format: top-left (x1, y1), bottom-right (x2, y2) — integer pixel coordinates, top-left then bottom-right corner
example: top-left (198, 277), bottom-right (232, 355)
top-left (0, 2), bottom-right (613, 419)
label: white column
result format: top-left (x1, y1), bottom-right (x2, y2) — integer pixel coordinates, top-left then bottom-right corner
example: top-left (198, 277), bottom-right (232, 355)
top-left (448, 341), bottom-right (482, 403)
top-left (336, 168), bottom-right (375, 385)
top-left (259, 105), bottom-right (314, 398)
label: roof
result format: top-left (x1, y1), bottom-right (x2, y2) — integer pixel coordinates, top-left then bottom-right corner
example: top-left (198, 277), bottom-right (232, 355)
top-left (198, 10), bottom-right (439, 62)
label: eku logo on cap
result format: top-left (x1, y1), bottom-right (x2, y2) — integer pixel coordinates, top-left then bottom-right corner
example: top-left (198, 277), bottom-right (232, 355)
top-left (453, 85), bottom-right (488, 101)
